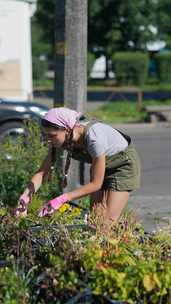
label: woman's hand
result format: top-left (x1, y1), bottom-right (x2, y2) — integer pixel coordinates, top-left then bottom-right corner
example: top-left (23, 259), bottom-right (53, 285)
top-left (38, 193), bottom-right (68, 217)
top-left (12, 193), bottom-right (30, 218)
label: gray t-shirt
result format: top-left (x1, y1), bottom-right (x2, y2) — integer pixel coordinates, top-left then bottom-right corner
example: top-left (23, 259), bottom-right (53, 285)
top-left (85, 122), bottom-right (128, 159)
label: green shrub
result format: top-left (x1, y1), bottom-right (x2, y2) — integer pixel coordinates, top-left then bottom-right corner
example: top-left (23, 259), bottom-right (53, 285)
top-left (88, 101), bottom-right (147, 123)
top-left (0, 212), bottom-right (170, 303)
top-left (156, 52), bottom-right (171, 83)
top-left (87, 52), bottom-right (96, 78)
top-left (112, 52), bottom-right (149, 86)
top-left (0, 267), bottom-right (31, 304)
top-left (32, 56), bottom-right (48, 81)
top-left (0, 121), bottom-right (60, 207)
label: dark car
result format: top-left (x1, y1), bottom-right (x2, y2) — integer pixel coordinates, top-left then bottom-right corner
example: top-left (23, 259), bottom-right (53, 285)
top-left (0, 98), bottom-right (48, 143)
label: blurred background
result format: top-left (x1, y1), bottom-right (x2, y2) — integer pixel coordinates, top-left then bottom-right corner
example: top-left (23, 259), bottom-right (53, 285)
top-left (32, 0), bottom-right (171, 93)
top-left (1, 0), bottom-right (171, 114)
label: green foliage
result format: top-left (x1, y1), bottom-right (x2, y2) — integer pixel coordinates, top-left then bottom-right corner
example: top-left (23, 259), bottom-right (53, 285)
top-left (33, 0), bottom-right (156, 66)
top-left (113, 52), bottom-right (149, 86)
top-left (156, 52), bottom-right (171, 83)
top-left (31, 21), bottom-right (50, 81)
top-left (88, 98), bottom-right (171, 124)
top-left (32, 0), bottom-right (55, 59)
top-left (0, 121), bottom-right (60, 207)
top-left (87, 52), bottom-right (96, 79)
top-left (0, 266), bottom-right (33, 304)
top-left (31, 21), bottom-right (51, 59)
top-left (88, 101), bottom-right (147, 124)
top-left (32, 56), bottom-right (48, 81)
top-left (88, 0), bottom-right (156, 56)
top-left (156, 0), bottom-right (171, 49)
top-left (0, 211), bottom-right (170, 303)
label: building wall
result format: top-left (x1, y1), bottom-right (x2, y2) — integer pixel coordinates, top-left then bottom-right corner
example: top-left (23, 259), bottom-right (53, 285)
top-left (0, 0), bottom-right (33, 100)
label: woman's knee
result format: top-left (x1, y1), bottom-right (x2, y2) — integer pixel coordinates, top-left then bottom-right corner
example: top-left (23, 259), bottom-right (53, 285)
top-left (106, 191), bottom-right (130, 220)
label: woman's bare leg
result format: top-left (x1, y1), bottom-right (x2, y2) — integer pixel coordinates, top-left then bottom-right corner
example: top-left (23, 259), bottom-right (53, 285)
top-left (105, 191), bottom-right (130, 223)
top-left (90, 190), bottom-right (130, 231)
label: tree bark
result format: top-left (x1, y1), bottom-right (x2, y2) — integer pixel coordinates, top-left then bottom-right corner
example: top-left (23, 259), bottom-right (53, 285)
top-left (54, 0), bottom-right (87, 191)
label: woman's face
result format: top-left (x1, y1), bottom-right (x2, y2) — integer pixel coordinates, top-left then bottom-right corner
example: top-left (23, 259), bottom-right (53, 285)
top-left (43, 127), bottom-right (68, 148)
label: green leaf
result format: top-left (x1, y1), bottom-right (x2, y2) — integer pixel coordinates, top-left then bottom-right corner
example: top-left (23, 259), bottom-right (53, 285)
top-left (143, 274), bottom-right (156, 292)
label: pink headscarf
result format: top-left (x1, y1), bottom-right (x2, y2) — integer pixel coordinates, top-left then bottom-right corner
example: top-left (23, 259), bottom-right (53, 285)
top-left (43, 107), bottom-right (82, 129)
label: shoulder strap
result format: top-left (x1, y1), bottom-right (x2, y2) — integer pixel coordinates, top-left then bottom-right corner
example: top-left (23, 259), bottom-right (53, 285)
top-left (78, 116), bottom-right (132, 145)
top-left (115, 129), bottom-right (132, 145)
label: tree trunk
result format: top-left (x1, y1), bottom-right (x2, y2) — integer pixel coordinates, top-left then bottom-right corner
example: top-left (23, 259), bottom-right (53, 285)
top-left (54, 0), bottom-right (87, 192)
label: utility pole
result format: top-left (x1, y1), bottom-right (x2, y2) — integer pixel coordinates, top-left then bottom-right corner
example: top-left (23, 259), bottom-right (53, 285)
top-left (54, 1), bottom-right (87, 190)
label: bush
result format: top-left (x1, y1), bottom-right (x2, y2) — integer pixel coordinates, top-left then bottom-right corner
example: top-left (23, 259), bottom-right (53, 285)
top-left (0, 267), bottom-right (30, 304)
top-left (32, 56), bottom-right (48, 81)
top-left (112, 52), bottom-right (149, 86)
top-left (0, 121), bottom-right (60, 208)
top-left (87, 52), bottom-right (96, 79)
top-left (0, 211), bottom-right (170, 303)
top-left (156, 52), bottom-right (171, 83)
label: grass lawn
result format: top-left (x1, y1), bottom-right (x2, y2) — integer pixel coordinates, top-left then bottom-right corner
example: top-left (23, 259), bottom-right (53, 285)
top-left (88, 99), bottom-right (171, 124)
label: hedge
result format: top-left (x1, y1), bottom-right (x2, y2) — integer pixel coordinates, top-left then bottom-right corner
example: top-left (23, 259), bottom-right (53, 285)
top-left (112, 52), bottom-right (149, 86)
top-left (156, 52), bottom-right (171, 83)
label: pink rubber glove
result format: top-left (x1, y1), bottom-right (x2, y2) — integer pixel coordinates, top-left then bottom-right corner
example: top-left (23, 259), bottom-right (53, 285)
top-left (38, 193), bottom-right (68, 217)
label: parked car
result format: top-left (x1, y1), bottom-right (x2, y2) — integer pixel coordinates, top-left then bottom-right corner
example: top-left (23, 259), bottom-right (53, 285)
top-left (0, 98), bottom-right (48, 143)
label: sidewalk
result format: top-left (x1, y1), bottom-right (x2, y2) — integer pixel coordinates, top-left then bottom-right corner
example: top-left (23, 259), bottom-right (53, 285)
top-left (130, 195), bottom-right (171, 232)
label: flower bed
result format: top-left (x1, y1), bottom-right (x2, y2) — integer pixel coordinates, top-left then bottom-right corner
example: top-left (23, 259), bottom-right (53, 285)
top-left (0, 204), bottom-right (171, 304)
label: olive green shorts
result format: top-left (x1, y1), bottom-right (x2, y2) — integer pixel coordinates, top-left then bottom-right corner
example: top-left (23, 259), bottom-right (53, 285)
top-left (102, 144), bottom-right (141, 192)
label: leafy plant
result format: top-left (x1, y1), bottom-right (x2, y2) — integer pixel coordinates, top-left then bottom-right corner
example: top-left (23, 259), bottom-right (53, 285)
top-left (0, 208), bottom-right (170, 303)
top-left (0, 121), bottom-right (60, 208)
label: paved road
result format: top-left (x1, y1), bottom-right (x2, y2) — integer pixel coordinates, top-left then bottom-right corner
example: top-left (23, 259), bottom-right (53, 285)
top-left (119, 124), bottom-right (171, 196)
top-left (118, 123), bottom-right (171, 231)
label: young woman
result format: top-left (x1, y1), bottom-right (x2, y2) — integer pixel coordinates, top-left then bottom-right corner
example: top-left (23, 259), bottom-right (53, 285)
top-left (14, 107), bottom-right (141, 229)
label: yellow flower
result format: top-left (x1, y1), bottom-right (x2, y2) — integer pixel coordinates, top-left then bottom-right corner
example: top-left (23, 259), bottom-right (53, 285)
top-left (70, 207), bottom-right (81, 217)
top-left (59, 203), bottom-right (70, 213)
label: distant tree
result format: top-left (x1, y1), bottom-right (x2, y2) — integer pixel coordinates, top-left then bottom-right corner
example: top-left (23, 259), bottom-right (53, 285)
top-left (88, 0), bottom-right (157, 77)
top-left (31, 20), bottom-right (51, 58)
top-left (156, 0), bottom-right (171, 49)
top-left (88, 0), bottom-right (156, 55)
top-left (33, 0), bottom-right (156, 55)
top-left (32, 0), bottom-right (157, 78)
top-left (32, 0), bottom-right (55, 59)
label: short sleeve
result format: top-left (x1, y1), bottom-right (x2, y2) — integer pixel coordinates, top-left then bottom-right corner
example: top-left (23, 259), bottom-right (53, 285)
top-left (86, 124), bottom-right (107, 159)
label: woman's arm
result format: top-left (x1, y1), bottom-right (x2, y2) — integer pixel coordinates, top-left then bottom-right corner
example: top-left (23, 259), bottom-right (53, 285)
top-left (66, 154), bottom-right (106, 202)
top-left (23, 145), bottom-right (53, 196)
